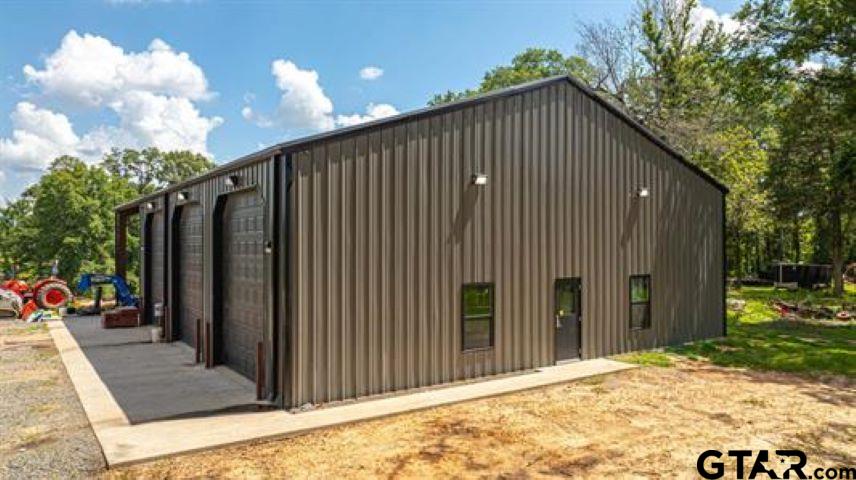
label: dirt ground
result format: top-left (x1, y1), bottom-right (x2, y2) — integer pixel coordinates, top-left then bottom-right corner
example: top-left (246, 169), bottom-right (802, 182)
top-left (105, 361), bottom-right (854, 479)
top-left (0, 320), bottom-right (105, 479)
top-left (2, 317), bottom-right (852, 479)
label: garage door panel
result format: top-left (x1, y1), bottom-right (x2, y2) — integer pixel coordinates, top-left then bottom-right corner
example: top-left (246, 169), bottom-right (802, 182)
top-left (178, 205), bottom-right (203, 347)
top-left (221, 191), bottom-right (265, 380)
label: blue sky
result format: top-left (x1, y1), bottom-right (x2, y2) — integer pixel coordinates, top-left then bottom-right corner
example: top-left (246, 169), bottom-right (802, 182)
top-left (0, 0), bottom-right (742, 201)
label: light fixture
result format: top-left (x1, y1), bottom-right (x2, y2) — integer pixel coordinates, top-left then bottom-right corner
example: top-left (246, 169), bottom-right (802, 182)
top-left (225, 174), bottom-right (241, 187)
top-left (636, 187), bottom-right (650, 198)
top-left (471, 173), bottom-right (488, 186)
top-left (144, 202), bottom-right (154, 210)
top-left (177, 191), bottom-right (190, 201)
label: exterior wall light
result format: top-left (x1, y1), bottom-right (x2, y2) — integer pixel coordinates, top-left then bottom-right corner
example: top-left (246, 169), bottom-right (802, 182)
top-left (636, 187), bottom-right (650, 198)
top-left (472, 173), bottom-right (489, 186)
top-left (177, 191), bottom-right (190, 201)
top-left (144, 202), bottom-right (154, 210)
top-left (225, 174), bottom-right (241, 187)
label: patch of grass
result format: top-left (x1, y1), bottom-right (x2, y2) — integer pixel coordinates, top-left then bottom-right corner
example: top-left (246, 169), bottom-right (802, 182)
top-left (668, 285), bottom-right (855, 377)
top-left (729, 284), bottom-right (856, 324)
top-left (613, 351), bottom-right (674, 367)
top-left (5, 323), bottom-right (47, 336)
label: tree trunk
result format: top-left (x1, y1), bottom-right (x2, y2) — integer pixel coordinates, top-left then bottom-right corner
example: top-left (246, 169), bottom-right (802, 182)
top-left (734, 227), bottom-right (742, 288)
top-left (755, 235), bottom-right (762, 276)
top-left (792, 217), bottom-right (801, 263)
top-left (830, 208), bottom-right (844, 296)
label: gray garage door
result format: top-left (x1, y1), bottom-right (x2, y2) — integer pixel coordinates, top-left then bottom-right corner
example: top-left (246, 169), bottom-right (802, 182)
top-left (148, 211), bottom-right (165, 325)
top-left (220, 191), bottom-right (265, 380)
top-left (178, 204), bottom-right (204, 347)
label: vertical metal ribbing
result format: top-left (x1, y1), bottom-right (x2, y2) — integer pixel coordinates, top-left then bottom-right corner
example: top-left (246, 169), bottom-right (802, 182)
top-left (285, 80), bottom-right (724, 407)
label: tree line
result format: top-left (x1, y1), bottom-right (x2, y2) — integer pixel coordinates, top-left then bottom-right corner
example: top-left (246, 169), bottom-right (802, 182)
top-left (0, 149), bottom-right (213, 290)
top-left (0, 0), bottom-right (852, 296)
top-left (431, 0), bottom-right (854, 295)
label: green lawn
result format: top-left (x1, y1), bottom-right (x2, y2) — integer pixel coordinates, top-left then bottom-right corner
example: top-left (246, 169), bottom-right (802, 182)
top-left (617, 284), bottom-right (856, 377)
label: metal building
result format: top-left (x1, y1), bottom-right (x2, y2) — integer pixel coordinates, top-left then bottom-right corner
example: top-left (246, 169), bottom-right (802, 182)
top-left (115, 75), bottom-right (727, 408)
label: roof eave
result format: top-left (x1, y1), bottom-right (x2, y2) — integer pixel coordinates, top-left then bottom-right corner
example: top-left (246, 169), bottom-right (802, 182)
top-left (115, 73), bottom-right (727, 213)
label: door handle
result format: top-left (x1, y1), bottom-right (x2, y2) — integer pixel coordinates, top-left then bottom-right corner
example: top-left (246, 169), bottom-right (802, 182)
top-left (555, 315), bottom-right (561, 328)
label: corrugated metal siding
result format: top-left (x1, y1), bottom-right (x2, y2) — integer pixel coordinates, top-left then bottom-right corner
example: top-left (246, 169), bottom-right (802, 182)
top-left (288, 80), bottom-right (724, 406)
top-left (157, 159), bottom-right (277, 394)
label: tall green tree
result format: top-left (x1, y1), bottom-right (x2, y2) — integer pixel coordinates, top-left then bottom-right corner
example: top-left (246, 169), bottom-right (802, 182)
top-left (737, 0), bottom-right (855, 294)
top-left (102, 147), bottom-right (215, 194)
top-left (769, 79), bottom-right (854, 294)
top-left (696, 127), bottom-right (771, 281)
top-left (577, 0), bottom-right (735, 149)
top-left (17, 156), bottom-right (138, 282)
top-left (634, 0), bottom-right (732, 148)
top-left (0, 197), bottom-right (35, 278)
top-left (0, 148), bottom-right (211, 287)
top-left (429, 48), bottom-right (597, 105)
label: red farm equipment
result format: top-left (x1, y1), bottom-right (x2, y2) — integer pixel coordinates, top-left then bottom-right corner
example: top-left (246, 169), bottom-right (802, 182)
top-left (1, 277), bottom-right (73, 319)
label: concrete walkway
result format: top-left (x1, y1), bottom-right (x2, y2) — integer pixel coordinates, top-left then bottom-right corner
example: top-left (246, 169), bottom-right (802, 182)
top-left (63, 316), bottom-right (262, 424)
top-left (50, 317), bottom-right (636, 467)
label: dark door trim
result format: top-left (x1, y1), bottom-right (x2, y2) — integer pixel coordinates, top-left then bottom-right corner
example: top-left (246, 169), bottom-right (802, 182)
top-left (169, 205), bottom-right (182, 341)
top-left (142, 212), bottom-right (154, 325)
top-left (554, 277), bottom-right (582, 362)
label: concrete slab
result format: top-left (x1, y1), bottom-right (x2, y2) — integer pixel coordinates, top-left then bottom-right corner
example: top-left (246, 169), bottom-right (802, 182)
top-left (50, 317), bottom-right (636, 467)
top-left (61, 316), bottom-right (262, 423)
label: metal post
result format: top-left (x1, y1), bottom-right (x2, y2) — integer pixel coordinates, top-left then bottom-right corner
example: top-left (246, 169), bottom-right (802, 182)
top-left (115, 211), bottom-right (128, 280)
top-left (256, 341), bottom-right (265, 400)
top-left (205, 322), bottom-right (213, 368)
top-left (195, 318), bottom-right (202, 364)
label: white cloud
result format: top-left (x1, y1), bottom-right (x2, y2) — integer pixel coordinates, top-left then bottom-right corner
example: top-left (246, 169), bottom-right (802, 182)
top-left (23, 31), bottom-right (210, 107)
top-left (690, 2), bottom-right (741, 36)
top-left (0, 94), bottom-right (224, 173)
top-left (0, 102), bottom-right (80, 171)
top-left (359, 66), bottom-right (384, 80)
top-left (270, 60), bottom-right (336, 131)
top-left (246, 59), bottom-right (398, 134)
top-left (0, 30), bottom-right (220, 180)
top-left (110, 91), bottom-right (222, 153)
top-left (335, 103), bottom-right (399, 127)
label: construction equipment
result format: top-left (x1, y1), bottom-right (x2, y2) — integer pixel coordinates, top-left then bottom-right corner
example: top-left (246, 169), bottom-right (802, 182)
top-left (0, 288), bottom-right (22, 318)
top-left (1, 277), bottom-right (73, 310)
top-left (76, 273), bottom-right (139, 315)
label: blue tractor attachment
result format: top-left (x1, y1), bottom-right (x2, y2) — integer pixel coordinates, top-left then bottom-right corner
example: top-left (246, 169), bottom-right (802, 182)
top-left (76, 274), bottom-right (139, 314)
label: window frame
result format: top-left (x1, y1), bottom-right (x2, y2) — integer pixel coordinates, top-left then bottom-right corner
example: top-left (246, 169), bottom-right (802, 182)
top-left (629, 274), bottom-right (652, 331)
top-left (460, 282), bottom-right (495, 352)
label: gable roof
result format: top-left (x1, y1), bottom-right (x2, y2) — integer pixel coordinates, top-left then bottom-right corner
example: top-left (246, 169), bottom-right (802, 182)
top-left (117, 75), bottom-right (726, 211)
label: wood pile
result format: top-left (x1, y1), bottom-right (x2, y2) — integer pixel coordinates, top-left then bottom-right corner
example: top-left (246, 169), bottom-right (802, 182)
top-left (101, 306), bottom-right (140, 328)
top-left (771, 300), bottom-right (852, 320)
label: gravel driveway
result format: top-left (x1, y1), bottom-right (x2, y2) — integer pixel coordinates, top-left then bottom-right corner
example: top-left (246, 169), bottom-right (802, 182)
top-left (0, 320), bottom-right (105, 479)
